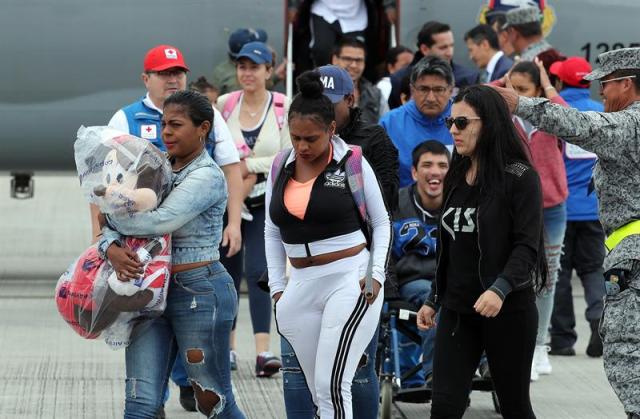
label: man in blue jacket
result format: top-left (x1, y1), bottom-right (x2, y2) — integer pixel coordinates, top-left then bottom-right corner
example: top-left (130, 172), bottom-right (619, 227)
top-left (380, 55), bottom-right (453, 187)
top-left (548, 56), bottom-right (606, 358)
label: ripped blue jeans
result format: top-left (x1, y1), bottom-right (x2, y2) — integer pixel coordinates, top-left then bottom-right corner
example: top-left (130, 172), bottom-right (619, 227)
top-left (124, 262), bottom-right (245, 419)
top-left (536, 203), bottom-right (567, 346)
top-left (280, 331), bottom-right (379, 419)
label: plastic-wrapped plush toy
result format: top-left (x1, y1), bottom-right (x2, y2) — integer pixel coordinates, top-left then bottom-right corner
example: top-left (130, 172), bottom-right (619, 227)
top-left (55, 126), bottom-right (173, 349)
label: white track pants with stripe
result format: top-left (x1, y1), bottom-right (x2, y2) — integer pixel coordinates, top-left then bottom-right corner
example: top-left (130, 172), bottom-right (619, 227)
top-left (275, 249), bottom-right (383, 419)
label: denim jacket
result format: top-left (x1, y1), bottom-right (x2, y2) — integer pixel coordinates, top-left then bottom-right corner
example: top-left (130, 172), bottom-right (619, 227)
top-left (99, 149), bottom-right (227, 265)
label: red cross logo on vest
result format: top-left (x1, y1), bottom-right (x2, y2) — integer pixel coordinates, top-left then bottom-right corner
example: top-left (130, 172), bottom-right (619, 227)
top-left (140, 124), bottom-right (157, 140)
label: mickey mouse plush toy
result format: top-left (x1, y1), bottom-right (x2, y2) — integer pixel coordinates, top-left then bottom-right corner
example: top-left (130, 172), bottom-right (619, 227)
top-left (56, 127), bottom-right (172, 344)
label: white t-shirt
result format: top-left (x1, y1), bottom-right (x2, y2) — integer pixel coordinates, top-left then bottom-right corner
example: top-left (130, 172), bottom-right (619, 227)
top-left (486, 51), bottom-right (504, 82)
top-left (376, 76), bottom-right (392, 104)
top-left (311, 0), bottom-right (367, 33)
top-left (108, 93), bottom-right (240, 167)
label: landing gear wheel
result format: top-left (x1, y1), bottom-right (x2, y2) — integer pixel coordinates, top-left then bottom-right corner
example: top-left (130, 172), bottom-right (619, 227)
top-left (492, 391), bottom-right (501, 414)
top-left (380, 378), bottom-right (393, 419)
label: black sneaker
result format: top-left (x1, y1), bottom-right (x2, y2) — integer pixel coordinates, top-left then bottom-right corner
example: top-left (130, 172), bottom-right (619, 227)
top-left (548, 346), bottom-right (576, 356)
top-left (230, 350), bottom-right (238, 371)
top-left (479, 361), bottom-right (492, 380)
top-left (255, 351), bottom-right (282, 377)
top-left (586, 320), bottom-right (603, 357)
top-left (179, 385), bottom-right (197, 412)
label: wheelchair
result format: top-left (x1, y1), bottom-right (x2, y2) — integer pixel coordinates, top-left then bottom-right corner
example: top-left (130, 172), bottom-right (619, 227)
top-left (376, 299), bottom-right (501, 419)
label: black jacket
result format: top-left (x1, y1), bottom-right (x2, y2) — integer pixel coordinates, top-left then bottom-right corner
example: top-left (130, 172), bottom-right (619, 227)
top-left (425, 162), bottom-right (543, 311)
top-left (358, 78), bottom-right (386, 125)
top-left (339, 107), bottom-right (399, 210)
top-left (257, 108), bottom-right (398, 295)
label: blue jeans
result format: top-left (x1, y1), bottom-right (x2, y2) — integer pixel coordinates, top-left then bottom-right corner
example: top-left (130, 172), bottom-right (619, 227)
top-left (536, 203), bottom-right (567, 346)
top-left (398, 280), bottom-right (436, 387)
top-left (124, 263), bottom-right (245, 419)
top-left (221, 207), bottom-right (272, 334)
top-left (170, 210), bottom-right (272, 390)
top-left (280, 333), bottom-right (379, 419)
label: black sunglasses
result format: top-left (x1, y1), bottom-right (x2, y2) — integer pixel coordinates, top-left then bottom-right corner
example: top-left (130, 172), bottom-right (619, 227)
top-left (445, 116), bottom-right (482, 130)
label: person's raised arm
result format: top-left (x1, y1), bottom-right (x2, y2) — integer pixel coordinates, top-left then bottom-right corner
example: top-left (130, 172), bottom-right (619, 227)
top-left (493, 85), bottom-right (622, 159)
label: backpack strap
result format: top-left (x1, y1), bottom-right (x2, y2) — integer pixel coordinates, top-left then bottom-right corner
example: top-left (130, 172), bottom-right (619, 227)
top-left (270, 148), bottom-right (293, 187)
top-left (221, 90), bottom-right (242, 121)
top-left (272, 92), bottom-right (286, 131)
top-left (344, 145), bottom-right (368, 225)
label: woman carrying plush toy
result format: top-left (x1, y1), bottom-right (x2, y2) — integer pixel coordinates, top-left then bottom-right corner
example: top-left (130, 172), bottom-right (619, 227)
top-left (99, 90), bottom-right (246, 419)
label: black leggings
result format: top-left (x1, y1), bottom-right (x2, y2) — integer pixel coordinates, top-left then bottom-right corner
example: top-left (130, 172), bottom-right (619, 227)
top-left (431, 305), bottom-right (538, 419)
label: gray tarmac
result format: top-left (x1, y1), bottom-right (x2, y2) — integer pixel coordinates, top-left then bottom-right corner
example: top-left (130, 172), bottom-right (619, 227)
top-left (0, 175), bottom-right (625, 418)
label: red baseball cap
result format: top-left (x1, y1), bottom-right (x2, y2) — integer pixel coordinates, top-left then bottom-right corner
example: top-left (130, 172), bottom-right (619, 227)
top-left (143, 45), bottom-right (189, 72)
top-left (550, 57), bottom-right (592, 87)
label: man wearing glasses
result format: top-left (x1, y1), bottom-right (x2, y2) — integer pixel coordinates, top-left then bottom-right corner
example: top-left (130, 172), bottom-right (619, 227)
top-left (332, 37), bottom-right (389, 124)
top-left (498, 47), bottom-right (640, 419)
top-left (380, 55), bottom-right (454, 187)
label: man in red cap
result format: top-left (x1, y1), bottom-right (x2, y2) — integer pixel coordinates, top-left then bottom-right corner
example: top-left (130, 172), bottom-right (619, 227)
top-left (548, 56), bottom-right (606, 359)
top-left (108, 44), bottom-right (189, 149)
top-left (104, 44), bottom-right (245, 416)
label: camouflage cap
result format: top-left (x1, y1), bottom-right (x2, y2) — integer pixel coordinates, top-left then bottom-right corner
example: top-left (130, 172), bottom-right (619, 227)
top-left (584, 47), bottom-right (640, 80)
top-left (502, 5), bottom-right (542, 29)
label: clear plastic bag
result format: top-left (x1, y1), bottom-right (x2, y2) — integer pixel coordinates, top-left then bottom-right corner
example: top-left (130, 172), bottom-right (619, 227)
top-left (55, 127), bottom-right (174, 349)
top-left (55, 236), bottom-right (171, 349)
top-left (75, 126), bottom-right (172, 217)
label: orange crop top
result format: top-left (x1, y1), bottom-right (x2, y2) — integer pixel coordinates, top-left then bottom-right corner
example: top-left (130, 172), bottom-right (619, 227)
top-left (284, 143), bottom-right (333, 220)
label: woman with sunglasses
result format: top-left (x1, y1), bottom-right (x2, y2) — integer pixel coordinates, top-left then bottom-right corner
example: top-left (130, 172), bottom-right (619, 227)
top-left (508, 58), bottom-right (569, 381)
top-left (417, 85), bottom-right (546, 419)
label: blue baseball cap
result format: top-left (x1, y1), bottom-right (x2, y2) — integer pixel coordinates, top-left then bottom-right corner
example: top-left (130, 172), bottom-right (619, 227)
top-left (228, 28), bottom-right (268, 57)
top-left (236, 42), bottom-right (272, 65)
top-left (317, 65), bottom-right (354, 103)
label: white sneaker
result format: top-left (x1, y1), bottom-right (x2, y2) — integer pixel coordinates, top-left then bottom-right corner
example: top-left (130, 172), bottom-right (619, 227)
top-left (241, 204), bottom-right (253, 221)
top-left (530, 359), bottom-right (539, 382)
top-left (534, 345), bottom-right (552, 375)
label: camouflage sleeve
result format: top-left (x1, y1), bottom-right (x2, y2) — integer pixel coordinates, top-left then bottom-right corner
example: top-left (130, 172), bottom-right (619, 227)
top-left (514, 96), bottom-right (622, 160)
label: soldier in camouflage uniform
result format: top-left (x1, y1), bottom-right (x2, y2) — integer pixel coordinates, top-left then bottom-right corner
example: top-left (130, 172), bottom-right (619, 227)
top-left (496, 47), bottom-right (640, 418)
top-left (501, 5), bottom-right (552, 61)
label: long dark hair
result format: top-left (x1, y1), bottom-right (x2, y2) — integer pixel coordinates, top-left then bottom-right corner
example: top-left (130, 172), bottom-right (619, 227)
top-left (444, 85), bottom-right (530, 195)
top-left (444, 85), bottom-right (547, 291)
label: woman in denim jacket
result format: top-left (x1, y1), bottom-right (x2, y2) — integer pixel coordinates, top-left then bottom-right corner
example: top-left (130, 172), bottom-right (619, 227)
top-left (99, 91), bottom-right (246, 419)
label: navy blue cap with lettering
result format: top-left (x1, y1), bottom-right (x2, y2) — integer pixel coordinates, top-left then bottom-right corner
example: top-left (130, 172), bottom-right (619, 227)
top-left (317, 65), bottom-right (354, 103)
top-left (236, 42), bottom-right (272, 65)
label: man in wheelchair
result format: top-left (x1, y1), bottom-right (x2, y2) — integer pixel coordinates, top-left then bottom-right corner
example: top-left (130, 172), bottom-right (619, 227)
top-left (386, 140), bottom-right (450, 389)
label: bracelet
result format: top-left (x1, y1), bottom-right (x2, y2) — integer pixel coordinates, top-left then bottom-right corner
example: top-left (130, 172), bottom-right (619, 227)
top-left (544, 86), bottom-right (555, 91)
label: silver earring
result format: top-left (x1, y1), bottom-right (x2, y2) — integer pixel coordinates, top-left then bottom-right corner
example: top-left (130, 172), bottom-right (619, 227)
top-left (200, 136), bottom-right (204, 145)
